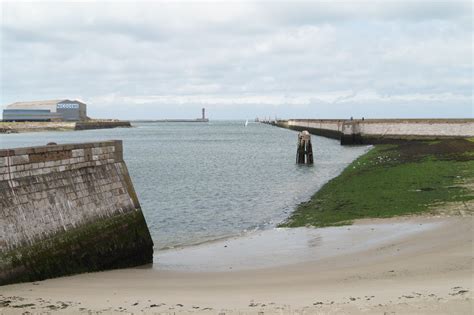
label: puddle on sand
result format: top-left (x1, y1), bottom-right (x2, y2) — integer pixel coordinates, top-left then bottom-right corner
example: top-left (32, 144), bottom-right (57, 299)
top-left (153, 220), bottom-right (442, 272)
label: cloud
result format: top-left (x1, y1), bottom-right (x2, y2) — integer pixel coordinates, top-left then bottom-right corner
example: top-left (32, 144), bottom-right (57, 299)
top-left (0, 0), bottom-right (472, 119)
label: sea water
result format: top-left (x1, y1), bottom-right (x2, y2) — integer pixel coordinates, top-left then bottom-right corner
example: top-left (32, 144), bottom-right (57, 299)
top-left (0, 121), bottom-right (368, 249)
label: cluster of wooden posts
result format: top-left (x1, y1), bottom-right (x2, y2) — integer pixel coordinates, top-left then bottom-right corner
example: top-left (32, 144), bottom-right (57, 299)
top-left (296, 130), bottom-right (313, 164)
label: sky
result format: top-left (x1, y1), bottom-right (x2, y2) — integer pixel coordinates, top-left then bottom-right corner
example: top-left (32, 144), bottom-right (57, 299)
top-left (0, 0), bottom-right (472, 120)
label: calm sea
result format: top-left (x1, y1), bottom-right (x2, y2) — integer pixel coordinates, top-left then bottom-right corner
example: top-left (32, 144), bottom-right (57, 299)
top-left (0, 121), bottom-right (368, 249)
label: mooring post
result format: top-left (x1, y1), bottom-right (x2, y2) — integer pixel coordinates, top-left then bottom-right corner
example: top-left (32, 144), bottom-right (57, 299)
top-left (296, 130), bottom-right (314, 164)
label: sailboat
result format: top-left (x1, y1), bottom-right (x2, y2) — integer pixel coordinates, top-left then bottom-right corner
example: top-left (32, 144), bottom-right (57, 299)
top-left (245, 119), bottom-right (249, 127)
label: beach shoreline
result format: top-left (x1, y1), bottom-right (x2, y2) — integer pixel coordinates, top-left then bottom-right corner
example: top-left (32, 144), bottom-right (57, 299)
top-left (1, 215), bottom-right (472, 314)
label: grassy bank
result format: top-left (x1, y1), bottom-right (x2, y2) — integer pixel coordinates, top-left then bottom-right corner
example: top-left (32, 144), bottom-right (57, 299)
top-left (280, 138), bottom-right (474, 228)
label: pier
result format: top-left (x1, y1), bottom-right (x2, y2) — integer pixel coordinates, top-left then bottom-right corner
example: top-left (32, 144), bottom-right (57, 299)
top-left (0, 141), bottom-right (153, 285)
top-left (261, 118), bottom-right (474, 145)
top-left (146, 108), bottom-right (209, 123)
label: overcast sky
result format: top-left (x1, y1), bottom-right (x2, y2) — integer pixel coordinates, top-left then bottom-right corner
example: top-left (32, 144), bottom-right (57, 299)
top-left (1, 0), bottom-right (472, 119)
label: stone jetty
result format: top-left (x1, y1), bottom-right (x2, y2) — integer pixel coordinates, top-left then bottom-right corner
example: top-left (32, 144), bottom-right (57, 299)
top-left (263, 119), bottom-right (474, 145)
top-left (0, 140), bottom-right (153, 285)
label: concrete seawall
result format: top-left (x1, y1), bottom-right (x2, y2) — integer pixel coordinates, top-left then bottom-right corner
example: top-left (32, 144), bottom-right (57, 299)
top-left (0, 140), bottom-right (153, 285)
top-left (273, 119), bottom-right (474, 145)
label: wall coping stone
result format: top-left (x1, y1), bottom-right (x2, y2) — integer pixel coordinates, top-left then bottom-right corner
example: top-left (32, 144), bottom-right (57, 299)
top-left (0, 140), bottom-right (122, 158)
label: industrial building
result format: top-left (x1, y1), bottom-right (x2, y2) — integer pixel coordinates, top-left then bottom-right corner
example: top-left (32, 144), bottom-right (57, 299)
top-left (2, 99), bottom-right (87, 122)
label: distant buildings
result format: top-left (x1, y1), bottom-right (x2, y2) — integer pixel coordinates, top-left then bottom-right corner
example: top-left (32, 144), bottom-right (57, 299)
top-left (2, 99), bottom-right (87, 122)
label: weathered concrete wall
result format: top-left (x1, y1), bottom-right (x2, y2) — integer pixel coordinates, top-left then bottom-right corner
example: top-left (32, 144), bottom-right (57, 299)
top-left (0, 140), bottom-right (153, 285)
top-left (275, 119), bottom-right (474, 144)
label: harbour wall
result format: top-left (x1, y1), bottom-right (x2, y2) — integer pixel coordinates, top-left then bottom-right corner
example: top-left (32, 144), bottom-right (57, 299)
top-left (0, 121), bottom-right (132, 133)
top-left (75, 120), bottom-right (132, 130)
top-left (273, 119), bottom-right (474, 144)
top-left (0, 140), bottom-right (153, 285)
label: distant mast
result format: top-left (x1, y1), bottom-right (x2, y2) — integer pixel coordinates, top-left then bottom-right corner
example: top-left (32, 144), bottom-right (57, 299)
top-left (202, 108), bottom-right (206, 120)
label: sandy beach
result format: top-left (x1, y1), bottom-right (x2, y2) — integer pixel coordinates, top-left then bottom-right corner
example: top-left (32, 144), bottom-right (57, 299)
top-left (0, 215), bottom-right (472, 314)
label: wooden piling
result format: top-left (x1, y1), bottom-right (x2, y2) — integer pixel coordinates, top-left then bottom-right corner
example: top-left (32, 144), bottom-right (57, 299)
top-left (296, 130), bottom-right (314, 164)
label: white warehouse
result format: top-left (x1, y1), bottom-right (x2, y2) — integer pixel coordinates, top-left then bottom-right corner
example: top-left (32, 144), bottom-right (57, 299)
top-left (2, 99), bottom-right (87, 122)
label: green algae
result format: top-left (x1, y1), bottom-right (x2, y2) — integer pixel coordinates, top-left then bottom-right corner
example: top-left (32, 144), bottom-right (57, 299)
top-left (280, 139), bottom-right (474, 228)
top-left (0, 210), bottom-right (153, 285)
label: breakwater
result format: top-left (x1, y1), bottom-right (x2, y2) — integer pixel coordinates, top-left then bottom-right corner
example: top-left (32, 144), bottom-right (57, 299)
top-left (0, 120), bottom-right (132, 133)
top-left (75, 120), bottom-right (132, 130)
top-left (0, 140), bottom-right (153, 285)
top-left (270, 119), bottom-right (474, 144)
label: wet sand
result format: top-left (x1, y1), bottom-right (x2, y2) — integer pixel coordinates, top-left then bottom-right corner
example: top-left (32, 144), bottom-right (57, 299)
top-left (0, 216), bottom-right (472, 314)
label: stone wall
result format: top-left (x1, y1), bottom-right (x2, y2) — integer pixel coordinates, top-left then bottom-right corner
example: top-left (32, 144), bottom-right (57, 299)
top-left (277, 119), bottom-right (474, 144)
top-left (75, 121), bottom-right (131, 130)
top-left (357, 120), bottom-right (474, 138)
top-left (284, 119), bottom-right (344, 140)
top-left (0, 140), bottom-right (153, 285)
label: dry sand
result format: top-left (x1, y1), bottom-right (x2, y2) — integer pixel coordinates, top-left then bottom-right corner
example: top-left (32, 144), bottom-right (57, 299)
top-left (0, 216), bottom-right (472, 314)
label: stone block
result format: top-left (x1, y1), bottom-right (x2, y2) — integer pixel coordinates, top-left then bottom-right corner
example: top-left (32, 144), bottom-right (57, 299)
top-left (0, 149), bottom-right (14, 157)
top-left (11, 155), bottom-right (29, 165)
